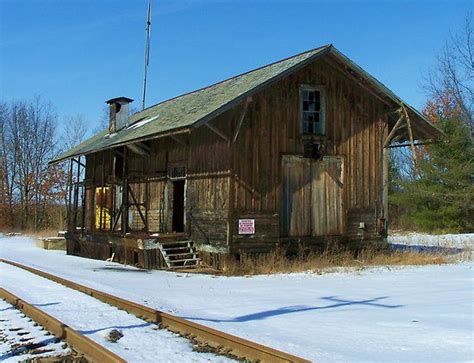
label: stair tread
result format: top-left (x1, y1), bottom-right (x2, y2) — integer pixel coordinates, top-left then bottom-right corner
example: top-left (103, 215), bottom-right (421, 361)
top-left (167, 252), bottom-right (196, 257)
top-left (161, 242), bottom-right (193, 248)
top-left (158, 239), bottom-right (192, 245)
top-left (168, 258), bottom-right (200, 263)
top-left (156, 239), bottom-right (199, 269)
top-left (162, 246), bottom-right (194, 251)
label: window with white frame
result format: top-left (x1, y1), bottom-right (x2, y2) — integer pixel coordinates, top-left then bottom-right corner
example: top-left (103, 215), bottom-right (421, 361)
top-left (301, 86), bottom-right (324, 134)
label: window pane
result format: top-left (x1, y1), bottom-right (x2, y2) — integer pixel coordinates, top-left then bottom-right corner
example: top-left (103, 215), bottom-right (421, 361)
top-left (301, 88), bottom-right (324, 134)
top-left (315, 100), bottom-right (320, 111)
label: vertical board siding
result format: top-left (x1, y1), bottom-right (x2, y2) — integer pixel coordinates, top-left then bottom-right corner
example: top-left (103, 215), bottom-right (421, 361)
top-left (281, 156), bottom-right (344, 237)
top-left (81, 55), bottom-right (388, 253)
top-left (232, 57), bottom-right (386, 245)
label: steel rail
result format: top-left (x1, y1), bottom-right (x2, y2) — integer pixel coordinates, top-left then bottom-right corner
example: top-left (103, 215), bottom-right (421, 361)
top-left (0, 287), bottom-right (126, 363)
top-left (0, 258), bottom-right (311, 363)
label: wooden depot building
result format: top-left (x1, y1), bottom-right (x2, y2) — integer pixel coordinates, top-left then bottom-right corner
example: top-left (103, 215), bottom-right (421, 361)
top-left (50, 45), bottom-right (441, 269)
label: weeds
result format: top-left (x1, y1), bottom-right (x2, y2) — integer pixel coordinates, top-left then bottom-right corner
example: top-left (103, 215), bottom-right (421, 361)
top-left (223, 242), bottom-right (469, 276)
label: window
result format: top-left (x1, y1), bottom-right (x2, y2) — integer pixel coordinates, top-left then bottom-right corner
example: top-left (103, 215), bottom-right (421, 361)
top-left (301, 86), bottom-right (324, 134)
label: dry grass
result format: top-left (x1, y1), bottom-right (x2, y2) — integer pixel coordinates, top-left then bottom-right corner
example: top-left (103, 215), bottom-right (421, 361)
top-left (223, 243), bottom-right (470, 276)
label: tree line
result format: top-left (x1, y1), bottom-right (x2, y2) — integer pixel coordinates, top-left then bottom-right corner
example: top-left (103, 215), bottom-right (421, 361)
top-left (389, 15), bottom-right (473, 233)
top-left (0, 16), bottom-right (472, 234)
top-left (0, 98), bottom-right (87, 231)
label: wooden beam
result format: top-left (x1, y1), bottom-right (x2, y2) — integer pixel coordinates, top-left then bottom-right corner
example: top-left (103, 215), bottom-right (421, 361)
top-left (145, 177), bottom-right (149, 233)
top-left (127, 142), bottom-right (150, 156)
top-left (67, 159), bottom-right (73, 231)
top-left (99, 152), bottom-right (105, 230)
top-left (401, 104), bottom-right (418, 163)
top-left (323, 57), bottom-right (392, 107)
top-left (91, 153), bottom-right (96, 230)
top-left (80, 156), bottom-right (86, 236)
top-left (121, 147), bottom-right (128, 234)
top-left (381, 120), bottom-right (389, 220)
top-left (169, 134), bottom-right (187, 147)
top-left (382, 146), bottom-right (389, 220)
top-left (128, 185), bottom-right (147, 229)
top-left (73, 156), bottom-right (81, 231)
top-left (383, 112), bottom-right (405, 147)
top-left (111, 207), bottom-right (122, 232)
top-left (206, 123), bottom-right (229, 142)
top-left (72, 158), bottom-right (86, 168)
top-left (110, 151), bottom-right (116, 233)
top-left (232, 97), bottom-right (252, 143)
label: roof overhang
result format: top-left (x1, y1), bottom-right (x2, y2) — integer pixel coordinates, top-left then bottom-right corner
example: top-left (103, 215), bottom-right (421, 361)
top-left (50, 45), bottom-right (442, 165)
top-left (49, 127), bottom-right (191, 165)
top-left (325, 48), bottom-right (442, 144)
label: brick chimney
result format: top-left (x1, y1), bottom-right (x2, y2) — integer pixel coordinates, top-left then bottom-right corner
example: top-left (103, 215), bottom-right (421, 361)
top-left (106, 97), bottom-right (134, 133)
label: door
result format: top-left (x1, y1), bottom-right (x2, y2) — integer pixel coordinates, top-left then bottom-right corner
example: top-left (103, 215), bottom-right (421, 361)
top-left (281, 156), bottom-right (344, 237)
top-left (172, 180), bottom-right (185, 232)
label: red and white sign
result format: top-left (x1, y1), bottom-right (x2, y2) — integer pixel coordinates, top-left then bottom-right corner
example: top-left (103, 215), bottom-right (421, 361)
top-left (238, 219), bottom-right (255, 235)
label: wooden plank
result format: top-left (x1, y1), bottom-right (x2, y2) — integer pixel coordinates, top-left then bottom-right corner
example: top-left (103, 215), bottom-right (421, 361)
top-left (206, 123), bottom-right (229, 142)
top-left (232, 98), bottom-right (251, 143)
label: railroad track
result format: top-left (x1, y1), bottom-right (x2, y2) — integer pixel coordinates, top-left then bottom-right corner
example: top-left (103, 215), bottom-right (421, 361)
top-left (0, 258), bottom-right (311, 363)
top-left (0, 287), bottom-right (125, 363)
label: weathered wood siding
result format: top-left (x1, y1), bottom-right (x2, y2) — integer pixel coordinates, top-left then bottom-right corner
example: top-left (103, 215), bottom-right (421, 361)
top-left (82, 55), bottom-right (388, 255)
top-left (187, 119), bottom-right (231, 248)
top-left (281, 156), bottom-right (344, 237)
top-left (230, 57), bottom-right (387, 250)
top-left (83, 115), bottom-right (232, 247)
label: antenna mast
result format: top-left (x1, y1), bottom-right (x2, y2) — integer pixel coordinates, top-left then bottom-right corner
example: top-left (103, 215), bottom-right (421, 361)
top-left (141, 0), bottom-right (152, 110)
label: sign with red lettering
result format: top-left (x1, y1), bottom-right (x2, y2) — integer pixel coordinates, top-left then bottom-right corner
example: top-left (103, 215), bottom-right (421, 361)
top-left (238, 219), bottom-right (255, 235)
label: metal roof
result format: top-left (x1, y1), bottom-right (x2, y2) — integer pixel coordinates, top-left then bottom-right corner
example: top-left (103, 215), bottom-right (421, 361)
top-left (50, 44), bottom-right (440, 164)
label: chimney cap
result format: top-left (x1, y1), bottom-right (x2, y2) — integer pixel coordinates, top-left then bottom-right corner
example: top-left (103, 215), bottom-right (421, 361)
top-left (106, 97), bottom-right (134, 105)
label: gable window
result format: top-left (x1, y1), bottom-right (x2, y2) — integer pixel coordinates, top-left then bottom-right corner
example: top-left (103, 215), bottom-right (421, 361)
top-left (301, 86), bottom-right (325, 134)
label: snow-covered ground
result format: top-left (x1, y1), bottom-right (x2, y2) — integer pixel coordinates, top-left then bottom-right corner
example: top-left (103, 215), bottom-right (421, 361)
top-left (0, 299), bottom-right (71, 362)
top-left (0, 261), bottom-right (232, 363)
top-left (0, 235), bottom-right (473, 363)
top-left (389, 232), bottom-right (474, 251)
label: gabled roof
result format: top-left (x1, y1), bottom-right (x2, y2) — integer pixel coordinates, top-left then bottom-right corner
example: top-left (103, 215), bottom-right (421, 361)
top-left (50, 44), bottom-right (440, 164)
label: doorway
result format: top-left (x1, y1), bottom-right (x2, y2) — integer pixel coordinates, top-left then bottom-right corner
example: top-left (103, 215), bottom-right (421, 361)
top-left (172, 180), bottom-right (185, 232)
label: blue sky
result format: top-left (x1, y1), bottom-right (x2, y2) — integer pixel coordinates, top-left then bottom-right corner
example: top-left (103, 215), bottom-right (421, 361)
top-left (0, 0), bottom-right (472, 134)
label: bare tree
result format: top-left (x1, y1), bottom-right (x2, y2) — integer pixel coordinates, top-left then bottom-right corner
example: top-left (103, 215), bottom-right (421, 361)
top-left (63, 114), bottom-right (88, 151)
top-left (0, 98), bottom-right (59, 230)
top-left (424, 13), bottom-right (474, 132)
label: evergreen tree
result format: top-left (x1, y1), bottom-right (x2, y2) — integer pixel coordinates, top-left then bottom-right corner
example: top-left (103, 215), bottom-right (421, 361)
top-left (391, 115), bottom-right (473, 233)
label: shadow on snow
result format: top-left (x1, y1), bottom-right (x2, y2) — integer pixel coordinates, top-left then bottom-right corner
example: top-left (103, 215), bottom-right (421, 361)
top-left (182, 296), bottom-right (403, 323)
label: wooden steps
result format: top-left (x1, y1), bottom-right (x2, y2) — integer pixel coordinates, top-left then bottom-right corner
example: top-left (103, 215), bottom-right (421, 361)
top-left (156, 238), bottom-right (200, 269)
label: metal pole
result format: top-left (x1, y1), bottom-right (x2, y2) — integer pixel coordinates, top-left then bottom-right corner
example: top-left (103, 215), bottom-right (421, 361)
top-left (141, 0), bottom-right (153, 110)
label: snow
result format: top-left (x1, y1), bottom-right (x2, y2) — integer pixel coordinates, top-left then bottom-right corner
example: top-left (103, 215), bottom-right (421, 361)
top-left (1, 235), bottom-right (473, 362)
top-left (0, 261), bottom-right (232, 363)
top-left (0, 299), bottom-right (71, 362)
top-left (127, 115), bottom-right (160, 130)
top-left (389, 232), bottom-right (474, 251)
